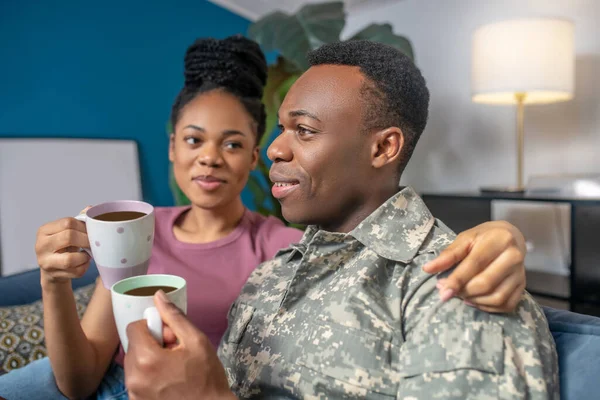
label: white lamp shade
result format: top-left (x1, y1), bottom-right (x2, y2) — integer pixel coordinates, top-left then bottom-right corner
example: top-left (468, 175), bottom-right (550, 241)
top-left (472, 18), bottom-right (574, 105)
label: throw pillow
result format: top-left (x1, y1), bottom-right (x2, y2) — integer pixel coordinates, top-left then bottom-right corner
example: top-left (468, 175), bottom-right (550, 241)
top-left (0, 283), bottom-right (95, 374)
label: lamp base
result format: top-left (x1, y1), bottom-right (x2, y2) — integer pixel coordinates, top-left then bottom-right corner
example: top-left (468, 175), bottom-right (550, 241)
top-left (480, 186), bottom-right (526, 194)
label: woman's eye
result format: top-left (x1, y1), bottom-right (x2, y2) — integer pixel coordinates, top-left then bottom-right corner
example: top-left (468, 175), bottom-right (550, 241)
top-left (225, 142), bottom-right (242, 149)
top-left (185, 137), bottom-right (200, 145)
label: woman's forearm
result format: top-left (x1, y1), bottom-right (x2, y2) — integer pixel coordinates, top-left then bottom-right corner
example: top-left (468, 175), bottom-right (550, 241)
top-left (41, 278), bottom-right (104, 399)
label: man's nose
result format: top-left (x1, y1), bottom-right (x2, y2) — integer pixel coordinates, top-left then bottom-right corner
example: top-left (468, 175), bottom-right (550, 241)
top-left (267, 131), bottom-right (293, 163)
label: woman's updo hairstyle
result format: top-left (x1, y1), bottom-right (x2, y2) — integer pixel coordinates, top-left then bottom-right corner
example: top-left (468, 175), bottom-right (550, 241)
top-left (170, 35), bottom-right (268, 143)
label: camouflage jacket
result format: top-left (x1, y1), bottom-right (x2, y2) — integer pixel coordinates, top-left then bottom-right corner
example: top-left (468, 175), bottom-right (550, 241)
top-left (218, 187), bottom-right (559, 399)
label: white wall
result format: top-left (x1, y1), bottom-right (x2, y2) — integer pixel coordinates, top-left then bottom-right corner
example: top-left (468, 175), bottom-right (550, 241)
top-left (0, 139), bottom-right (142, 276)
top-left (344, 0), bottom-right (600, 275)
top-left (345, 0), bottom-right (600, 192)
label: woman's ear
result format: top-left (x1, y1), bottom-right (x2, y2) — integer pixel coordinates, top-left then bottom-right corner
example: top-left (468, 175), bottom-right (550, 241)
top-left (370, 127), bottom-right (404, 169)
top-left (168, 133), bottom-right (176, 163)
top-left (250, 146), bottom-right (260, 170)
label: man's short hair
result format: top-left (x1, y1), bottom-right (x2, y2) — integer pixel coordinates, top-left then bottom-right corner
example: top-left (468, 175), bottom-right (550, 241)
top-left (307, 40), bottom-right (430, 174)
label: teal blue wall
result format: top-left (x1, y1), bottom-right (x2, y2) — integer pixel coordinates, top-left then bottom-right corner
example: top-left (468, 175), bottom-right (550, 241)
top-left (0, 0), bottom-right (254, 206)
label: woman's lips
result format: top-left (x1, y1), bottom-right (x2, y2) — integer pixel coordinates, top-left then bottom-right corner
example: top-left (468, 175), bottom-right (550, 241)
top-left (193, 176), bottom-right (225, 192)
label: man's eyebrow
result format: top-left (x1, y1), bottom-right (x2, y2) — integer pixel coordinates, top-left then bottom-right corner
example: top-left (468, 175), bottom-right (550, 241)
top-left (288, 110), bottom-right (322, 122)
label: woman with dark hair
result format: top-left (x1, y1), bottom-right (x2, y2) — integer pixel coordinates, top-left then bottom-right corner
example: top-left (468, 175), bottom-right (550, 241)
top-left (0, 35), bottom-right (302, 400)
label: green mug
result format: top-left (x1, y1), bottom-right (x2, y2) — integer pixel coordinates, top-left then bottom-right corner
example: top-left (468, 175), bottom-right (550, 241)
top-left (111, 274), bottom-right (187, 352)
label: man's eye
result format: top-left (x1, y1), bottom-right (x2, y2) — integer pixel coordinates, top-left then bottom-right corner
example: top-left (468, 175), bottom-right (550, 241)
top-left (298, 126), bottom-right (315, 136)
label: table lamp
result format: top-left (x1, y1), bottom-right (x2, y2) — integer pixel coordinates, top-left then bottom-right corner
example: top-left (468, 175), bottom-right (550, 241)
top-left (472, 18), bottom-right (575, 192)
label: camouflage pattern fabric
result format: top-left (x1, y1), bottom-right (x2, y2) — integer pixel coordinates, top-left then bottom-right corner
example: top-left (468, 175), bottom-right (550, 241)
top-left (218, 187), bottom-right (559, 399)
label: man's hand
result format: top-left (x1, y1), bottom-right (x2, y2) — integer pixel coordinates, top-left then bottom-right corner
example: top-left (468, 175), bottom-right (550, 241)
top-left (423, 221), bottom-right (526, 313)
top-left (124, 290), bottom-right (236, 400)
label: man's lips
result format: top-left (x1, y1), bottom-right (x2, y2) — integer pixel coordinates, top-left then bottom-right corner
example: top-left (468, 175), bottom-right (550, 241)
top-left (271, 181), bottom-right (299, 199)
top-left (269, 172), bottom-right (300, 200)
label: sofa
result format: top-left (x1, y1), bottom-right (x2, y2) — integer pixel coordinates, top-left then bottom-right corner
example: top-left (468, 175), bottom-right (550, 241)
top-left (1, 264), bottom-right (599, 399)
top-left (0, 264), bottom-right (99, 372)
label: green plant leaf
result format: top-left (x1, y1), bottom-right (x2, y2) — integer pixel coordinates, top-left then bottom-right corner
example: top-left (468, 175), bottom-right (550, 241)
top-left (349, 23), bottom-right (414, 61)
top-left (276, 75), bottom-right (300, 104)
top-left (168, 165), bottom-right (191, 206)
top-left (261, 75), bottom-right (301, 149)
top-left (248, 1), bottom-right (346, 70)
top-left (257, 158), bottom-right (283, 220)
top-left (262, 57), bottom-right (301, 146)
top-left (247, 175), bottom-right (267, 207)
top-left (246, 157), bottom-right (287, 222)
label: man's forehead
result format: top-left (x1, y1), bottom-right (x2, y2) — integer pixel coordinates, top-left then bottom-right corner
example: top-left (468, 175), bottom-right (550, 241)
top-left (280, 65), bottom-right (365, 115)
top-left (295, 64), bottom-right (363, 91)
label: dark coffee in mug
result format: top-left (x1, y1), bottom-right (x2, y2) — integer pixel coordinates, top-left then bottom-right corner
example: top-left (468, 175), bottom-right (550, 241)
top-left (124, 285), bottom-right (177, 297)
top-left (93, 211), bottom-right (146, 222)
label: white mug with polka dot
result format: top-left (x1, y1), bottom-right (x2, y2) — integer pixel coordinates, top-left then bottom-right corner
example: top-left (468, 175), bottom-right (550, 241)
top-left (75, 200), bottom-right (155, 288)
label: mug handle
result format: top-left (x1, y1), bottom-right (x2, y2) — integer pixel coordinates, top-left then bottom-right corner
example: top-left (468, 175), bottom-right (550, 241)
top-left (143, 307), bottom-right (164, 347)
top-left (74, 213), bottom-right (93, 258)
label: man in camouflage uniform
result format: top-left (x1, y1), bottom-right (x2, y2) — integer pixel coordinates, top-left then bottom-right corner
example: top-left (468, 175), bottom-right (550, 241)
top-left (124, 40), bottom-right (559, 399)
top-left (217, 40), bottom-right (558, 399)
top-left (220, 186), bottom-right (558, 399)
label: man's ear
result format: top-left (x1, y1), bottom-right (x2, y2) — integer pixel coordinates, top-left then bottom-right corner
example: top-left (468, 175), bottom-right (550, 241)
top-left (168, 133), bottom-right (176, 163)
top-left (370, 127), bottom-right (404, 169)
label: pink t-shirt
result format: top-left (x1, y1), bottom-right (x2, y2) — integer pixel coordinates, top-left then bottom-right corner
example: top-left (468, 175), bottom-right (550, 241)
top-left (114, 206), bottom-right (302, 365)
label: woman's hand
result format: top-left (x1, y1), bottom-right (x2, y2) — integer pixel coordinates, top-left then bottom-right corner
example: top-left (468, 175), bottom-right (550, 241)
top-left (424, 221), bottom-right (527, 313)
top-left (36, 208), bottom-right (92, 285)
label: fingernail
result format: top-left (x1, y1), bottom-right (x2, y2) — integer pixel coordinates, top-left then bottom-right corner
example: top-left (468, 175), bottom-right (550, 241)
top-left (440, 287), bottom-right (456, 302)
top-left (464, 300), bottom-right (476, 307)
top-left (436, 278), bottom-right (447, 290)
